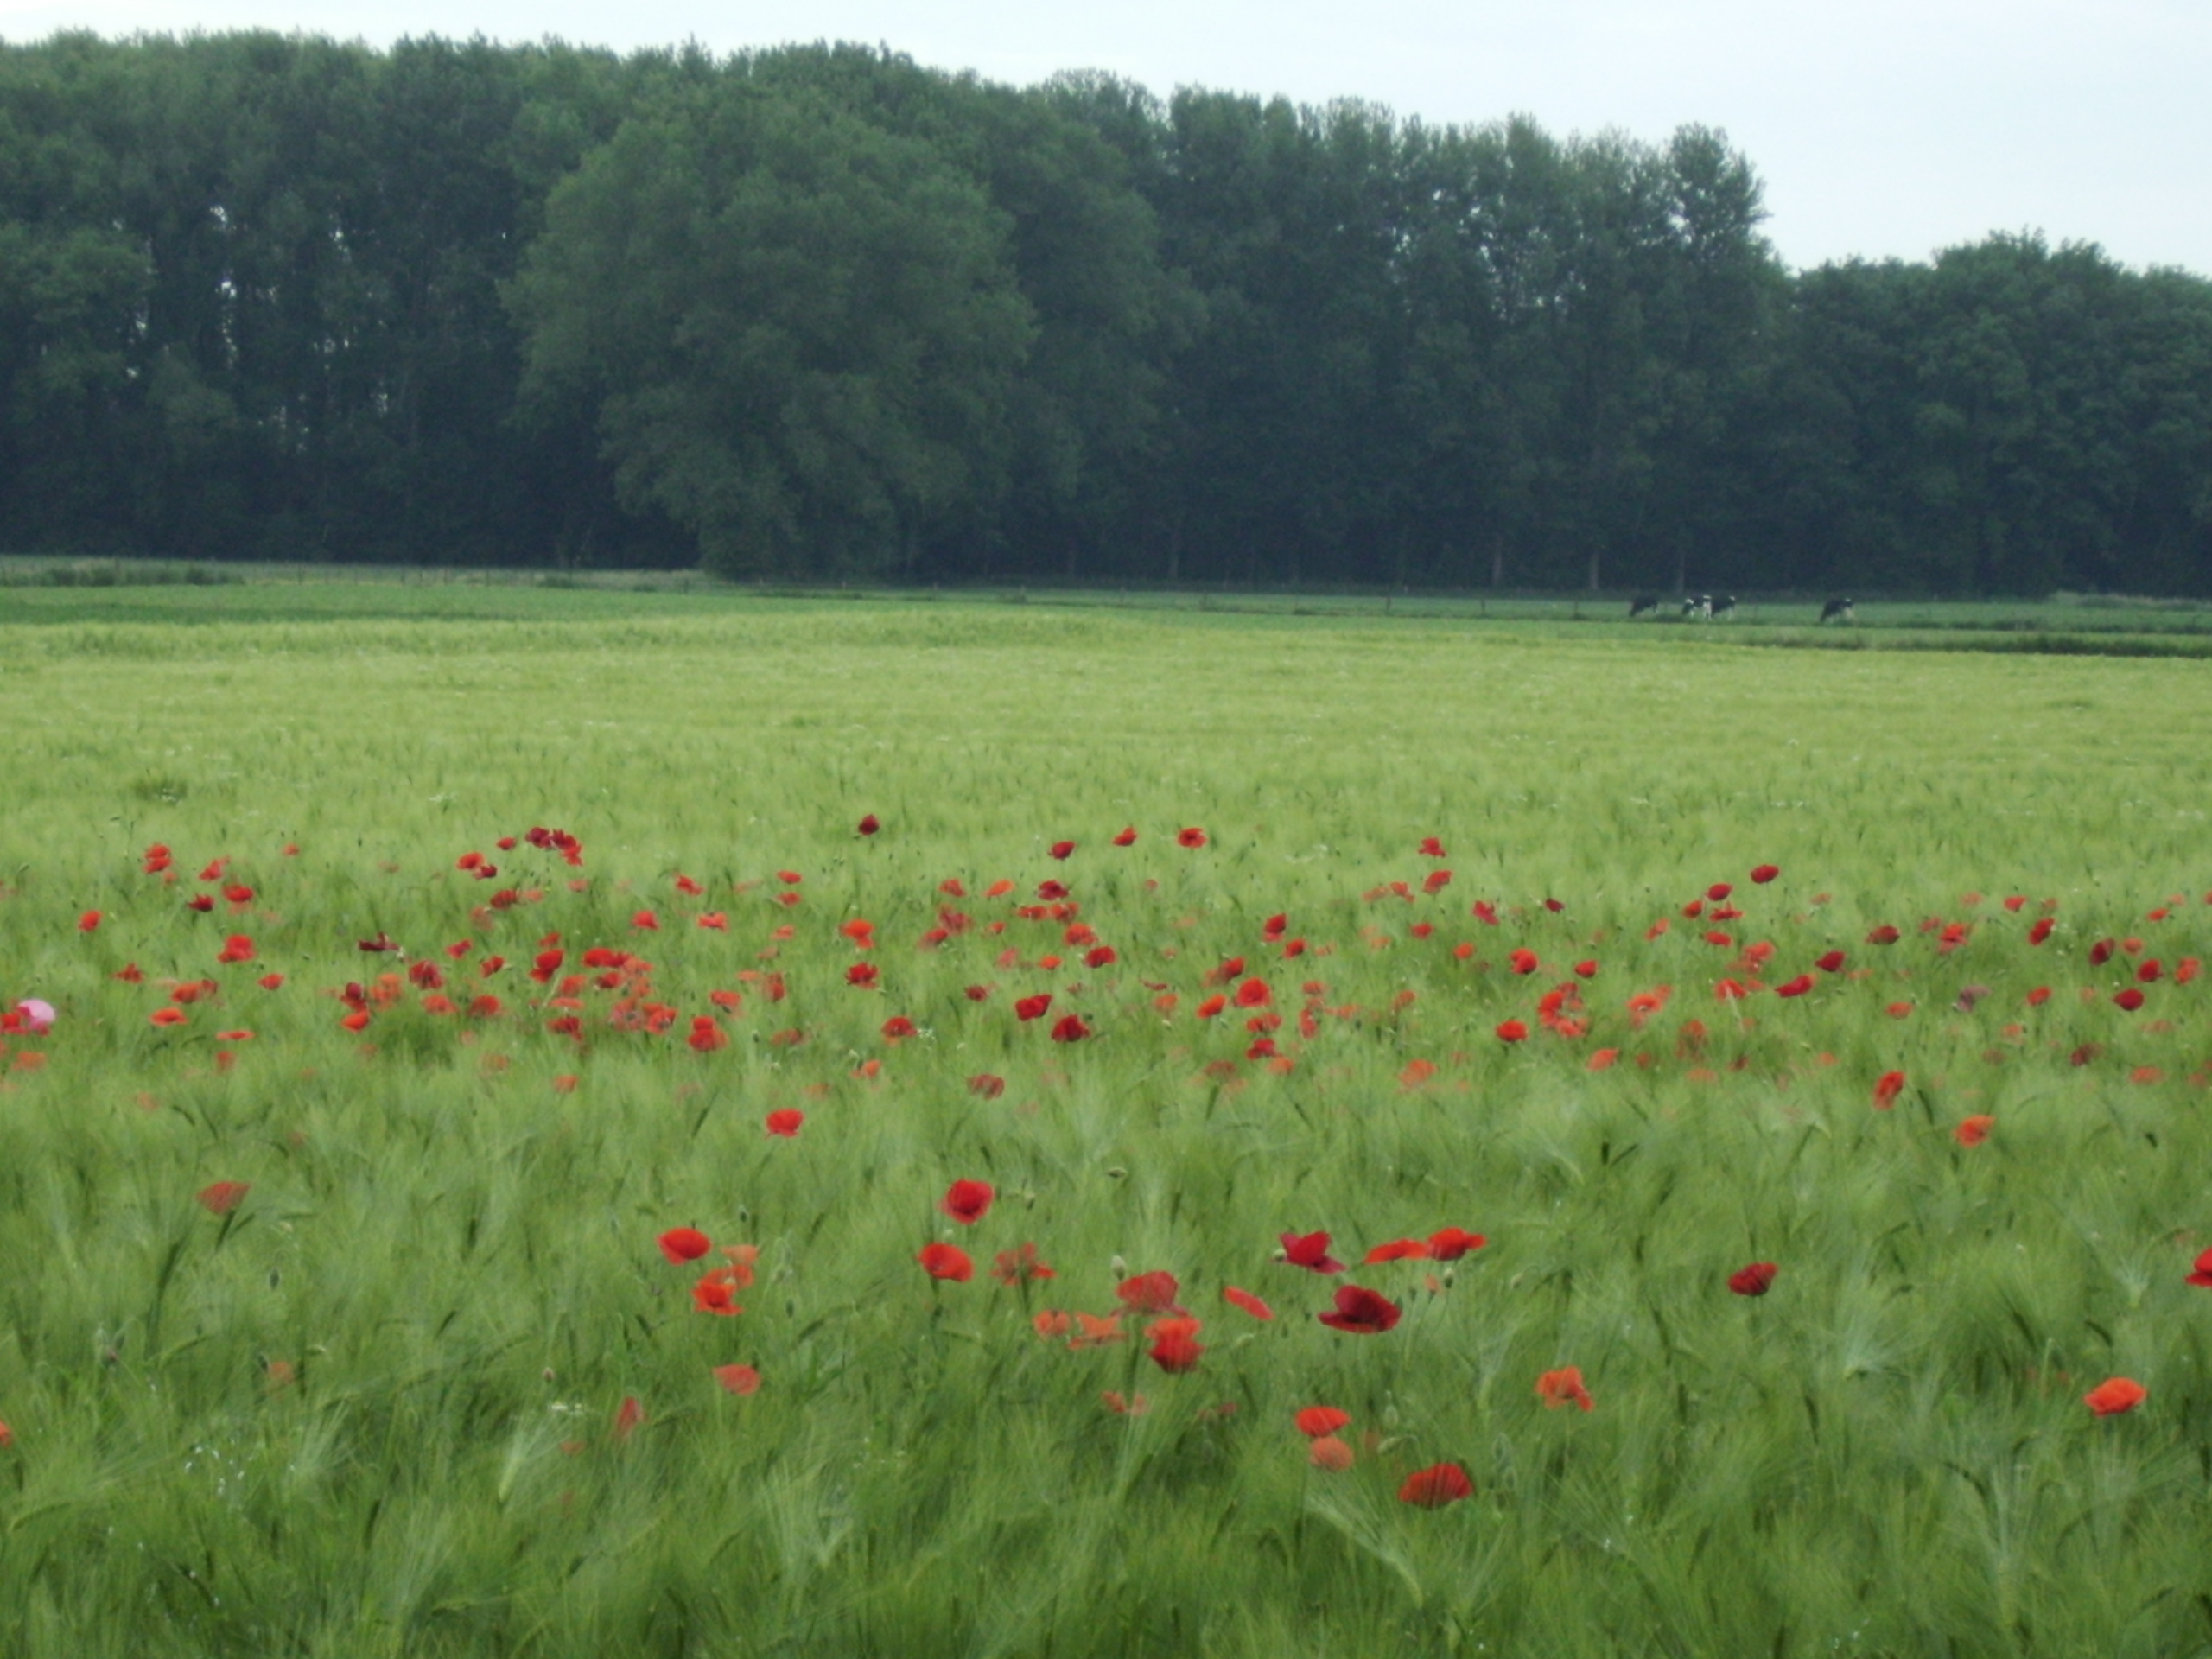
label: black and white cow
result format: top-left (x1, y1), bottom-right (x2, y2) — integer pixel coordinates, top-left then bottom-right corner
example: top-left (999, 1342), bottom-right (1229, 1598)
top-left (1709, 594), bottom-right (1738, 620)
top-left (1681, 594), bottom-right (1712, 620)
top-left (1628, 594), bottom-right (1662, 618)
top-left (1820, 596), bottom-right (1855, 624)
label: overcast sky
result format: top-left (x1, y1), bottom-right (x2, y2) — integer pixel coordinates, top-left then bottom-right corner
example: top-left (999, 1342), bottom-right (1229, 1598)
top-left (4, 0), bottom-right (2205, 276)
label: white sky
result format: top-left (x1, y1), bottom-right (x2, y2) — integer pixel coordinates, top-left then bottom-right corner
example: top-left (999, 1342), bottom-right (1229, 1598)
top-left (5, 0), bottom-right (2206, 276)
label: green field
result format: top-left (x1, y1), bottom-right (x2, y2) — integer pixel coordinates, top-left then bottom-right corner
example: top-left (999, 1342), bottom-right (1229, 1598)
top-left (3, 588), bottom-right (2211, 1657)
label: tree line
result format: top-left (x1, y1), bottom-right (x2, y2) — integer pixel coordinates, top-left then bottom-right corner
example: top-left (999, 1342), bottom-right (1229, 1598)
top-left (3, 34), bottom-right (2209, 594)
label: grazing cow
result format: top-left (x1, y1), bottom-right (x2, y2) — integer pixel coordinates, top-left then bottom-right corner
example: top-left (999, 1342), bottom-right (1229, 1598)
top-left (1820, 596), bottom-right (1855, 624)
top-left (1709, 594), bottom-right (1738, 620)
top-left (1628, 594), bottom-right (1661, 618)
top-left (1681, 594), bottom-right (1712, 620)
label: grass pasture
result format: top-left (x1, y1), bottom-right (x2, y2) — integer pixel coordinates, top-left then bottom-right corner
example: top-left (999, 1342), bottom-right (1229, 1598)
top-left (3, 589), bottom-right (2212, 1657)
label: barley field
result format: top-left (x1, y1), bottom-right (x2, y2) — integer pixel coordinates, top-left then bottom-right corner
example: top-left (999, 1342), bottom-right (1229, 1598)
top-left (2, 585), bottom-right (2210, 1657)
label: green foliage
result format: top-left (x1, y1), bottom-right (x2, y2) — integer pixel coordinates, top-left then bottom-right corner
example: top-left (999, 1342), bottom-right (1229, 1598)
top-left (3, 594), bottom-right (2212, 1655)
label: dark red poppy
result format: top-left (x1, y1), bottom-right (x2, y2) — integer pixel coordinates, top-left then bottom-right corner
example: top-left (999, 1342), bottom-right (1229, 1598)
top-left (881, 1014), bottom-right (918, 1040)
top-left (942, 1179), bottom-right (995, 1224)
top-left (1281, 1231), bottom-right (1345, 1273)
top-left (1728, 1262), bottom-right (1777, 1296)
top-left (856, 815), bottom-right (880, 836)
top-left (1399, 1463), bottom-right (1473, 1506)
top-left (1707, 882), bottom-right (1733, 901)
top-left (658, 1227), bottom-right (711, 1263)
top-left (1112, 826), bottom-right (1138, 846)
top-left (1176, 827), bottom-right (1208, 849)
top-left (1317, 1285), bottom-right (1401, 1333)
top-left (1866, 925), bottom-right (1899, 945)
top-left (2027, 918), bottom-right (2055, 945)
top-left (1050, 1014), bottom-right (1090, 1042)
top-left (1419, 836), bottom-right (1447, 858)
top-left (1049, 841), bottom-right (1076, 860)
top-left (917, 1243), bottom-right (972, 1281)
top-left (1815, 950), bottom-right (1846, 972)
top-left (1116, 1270), bottom-right (1183, 1314)
top-left (1750, 864), bottom-right (1780, 884)
top-left (1872, 1070), bottom-right (1906, 1109)
top-left (2187, 1248), bottom-right (2212, 1287)
top-left (1014, 993), bottom-right (1052, 1021)
top-left (1573, 959), bottom-right (1599, 978)
top-left (1775, 975), bottom-right (1814, 998)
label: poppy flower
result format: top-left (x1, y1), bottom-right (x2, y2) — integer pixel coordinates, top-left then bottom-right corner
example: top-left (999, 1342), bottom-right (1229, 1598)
top-left (1363, 1238), bottom-right (1430, 1264)
top-left (1234, 977), bottom-right (1272, 1007)
top-left (1728, 1262), bottom-right (1777, 1297)
top-left (2084, 1376), bottom-right (2145, 1416)
top-left (942, 1179), bottom-right (995, 1225)
top-left (1072, 1313), bottom-right (1126, 1346)
top-left (197, 1180), bottom-right (250, 1215)
top-left (991, 1243), bottom-right (1054, 1284)
top-left (1176, 828), bottom-right (1208, 849)
top-left (2114, 988), bottom-right (2145, 1011)
top-left (1101, 1391), bottom-right (1149, 1415)
top-left (1866, 925), bottom-right (1900, 945)
top-left (149, 1007), bottom-right (188, 1027)
top-left (692, 1269), bottom-right (744, 1315)
top-left (1317, 1285), bottom-right (1401, 1334)
top-left (1496, 1020), bottom-right (1528, 1043)
top-left (2186, 1249), bottom-right (2212, 1287)
top-left (1573, 959), bottom-right (1599, 979)
top-left (1195, 994), bottom-right (1227, 1020)
top-left (1033, 1310), bottom-right (1072, 1340)
top-left (688, 1016), bottom-right (728, 1053)
top-left (1309, 1435), bottom-right (1354, 1470)
top-left (187, 894), bottom-right (214, 912)
top-left (1775, 975), bottom-right (1814, 998)
top-left (658, 1227), bottom-right (711, 1263)
top-left (918, 1243), bottom-right (973, 1282)
top-left (880, 1014), bottom-right (918, 1041)
top-left (1295, 1407), bottom-right (1351, 1440)
top-left (1398, 1463), bottom-right (1473, 1506)
top-left (1281, 1231), bottom-right (1345, 1273)
top-left (846, 963), bottom-right (880, 989)
top-left (713, 1363), bottom-right (760, 1395)
top-left (765, 1109), bottom-right (804, 1137)
top-left (968, 1073), bottom-right (1006, 1098)
top-left (1872, 1071), bottom-right (1906, 1109)
top-left (1955, 1115), bottom-right (1994, 1147)
top-left (1223, 1286), bottom-right (1274, 1320)
top-left (0, 1419), bottom-right (10, 1449)
top-left (856, 815), bottom-right (880, 836)
top-left (1536, 1366), bottom-right (1594, 1411)
top-left (1051, 1014), bottom-right (1090, 1042)
top-left (1049, 841), bottom-right (1076, 861)
top-left (1116, 1271), bottom-right (1183, 1314)
top-left (613, 1396), bottom-right (645, 1441)
top-left (1508, 949), bottom-right (1540, 976)
top-left (1148, 1318), bottom-right (1204, 1373)
top-left (1750, 864), bottom-right (1780, 884)
top-left (2027, 918), bottom-right (2055, 945)
top-left (1112, 826), bottom-right (1138, 846)
top-left (1427, 1227), bottom-right (1485, 1261)
top-left (1014, 994), bottom-right (1052, 1022)
top-left (77, 910), bottom-right (101, 932)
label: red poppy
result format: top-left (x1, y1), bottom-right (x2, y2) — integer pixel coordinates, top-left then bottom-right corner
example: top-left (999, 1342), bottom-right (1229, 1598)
top-left (1398, 1463), bottom-right (1473, 1506)
top-left (2187, 1249), bottom-right (2212, 1287)
top-left (1728, 1262), bottom-right (1777, 1297)
top-left (1014, 993), bottom-right (1052, 1021)
top-left (1101, 1391), bottom-right (1148, 1415)
top-left (1955, 1115), bottom-right (1994, 1147)
top-left (1294, 1407), bottom-right (1351, 1440)
top-left (77, 910), bottom-right (101, 932)
top-left (613, 1395), bottom-right (645, 1441)
top-left (1280, 1231), bottom-right (1345, 1273)
top-left (713, 1363), bottom-right (761, 1395)
top-left (918, 1243), bottom-right (973, 1281)
top-left (2084, 1376), bottom-right (2145, 1416)
top-left (1051, 1014), bottom-right (1090, 1042)
top-left (196, 1180), bottom-right (250, 1215)
top-left (1536, 1366), bottom-right (1594, 1411)
top-left (0, 1418), bottom-right (10, 1449)
top-left (1750, 864), bottom-right (1780, 884)
top-left (765, 1109), bottom-right (804, 1137)
top-left (967, 1073), bottom-right (1006, 1098)
top-left (1112, 825), bottom-right (1139, 846)
top-left (658, 1227), bottom-right (711, 1264)
top-left (1317, 1285), bottom-right (1401, 1334)
top-left (1223, 1285), bottom-right (1274, 1320)
top-left (880, 1014), bottom-right (918, 1041)
top-left (1872, 1071), bottom-right (1906, 1109)
top-left (1496, 1020), bottom-right (1528, 1043)
top-left (1116, 1271), bottom-right (1183, 1314)
top-left (1573, 959), bottom-right (1599, 979)
top-left (2027, 918), bottom-right (2055, 945)
top-left (1049, 841), bottom-right (1076, 861)
top-left (1866, 925), bottom-right (1900, 945)
top-left (991, 1243), bottom-right (1054, 1284)
top-left (186, 894), bottom-right (213, 912)
top-left (1148, 1317), bottom-right (1204, 1373)
top-left (942, 1179), bottom-right (995, 1225)
top-left (1310, 1435), bottom-right (1354, 1470)
top-left (1072, 1313), bottom-right (1126, 1346)
top-left (1427, 1227), bottom-right (1486, 1260)
top-left (2114, 988), bottom-right (2145, 1011)
top-left (149, 1007), bottom-right (188, 1027)
top-left (856, 814), bottom-right (880, 836)
top-left (1508, 949), bottom-right (1540, 976)
top-left (692, 1269), bottom-right (744, 1315)
top-left (1775, 975), bottom-right (1814, 998)
top-left (1176, 827), bottom-right (1208, 849)
top-left (1363, 1238), bottom-right (1430, 1264)
top-left (688, 1016), bottom-right (728, 1053)
top-left (846, 963), bottom-right (880, 989)
top-left (1234, 977), bottom-right (1273, 1007)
